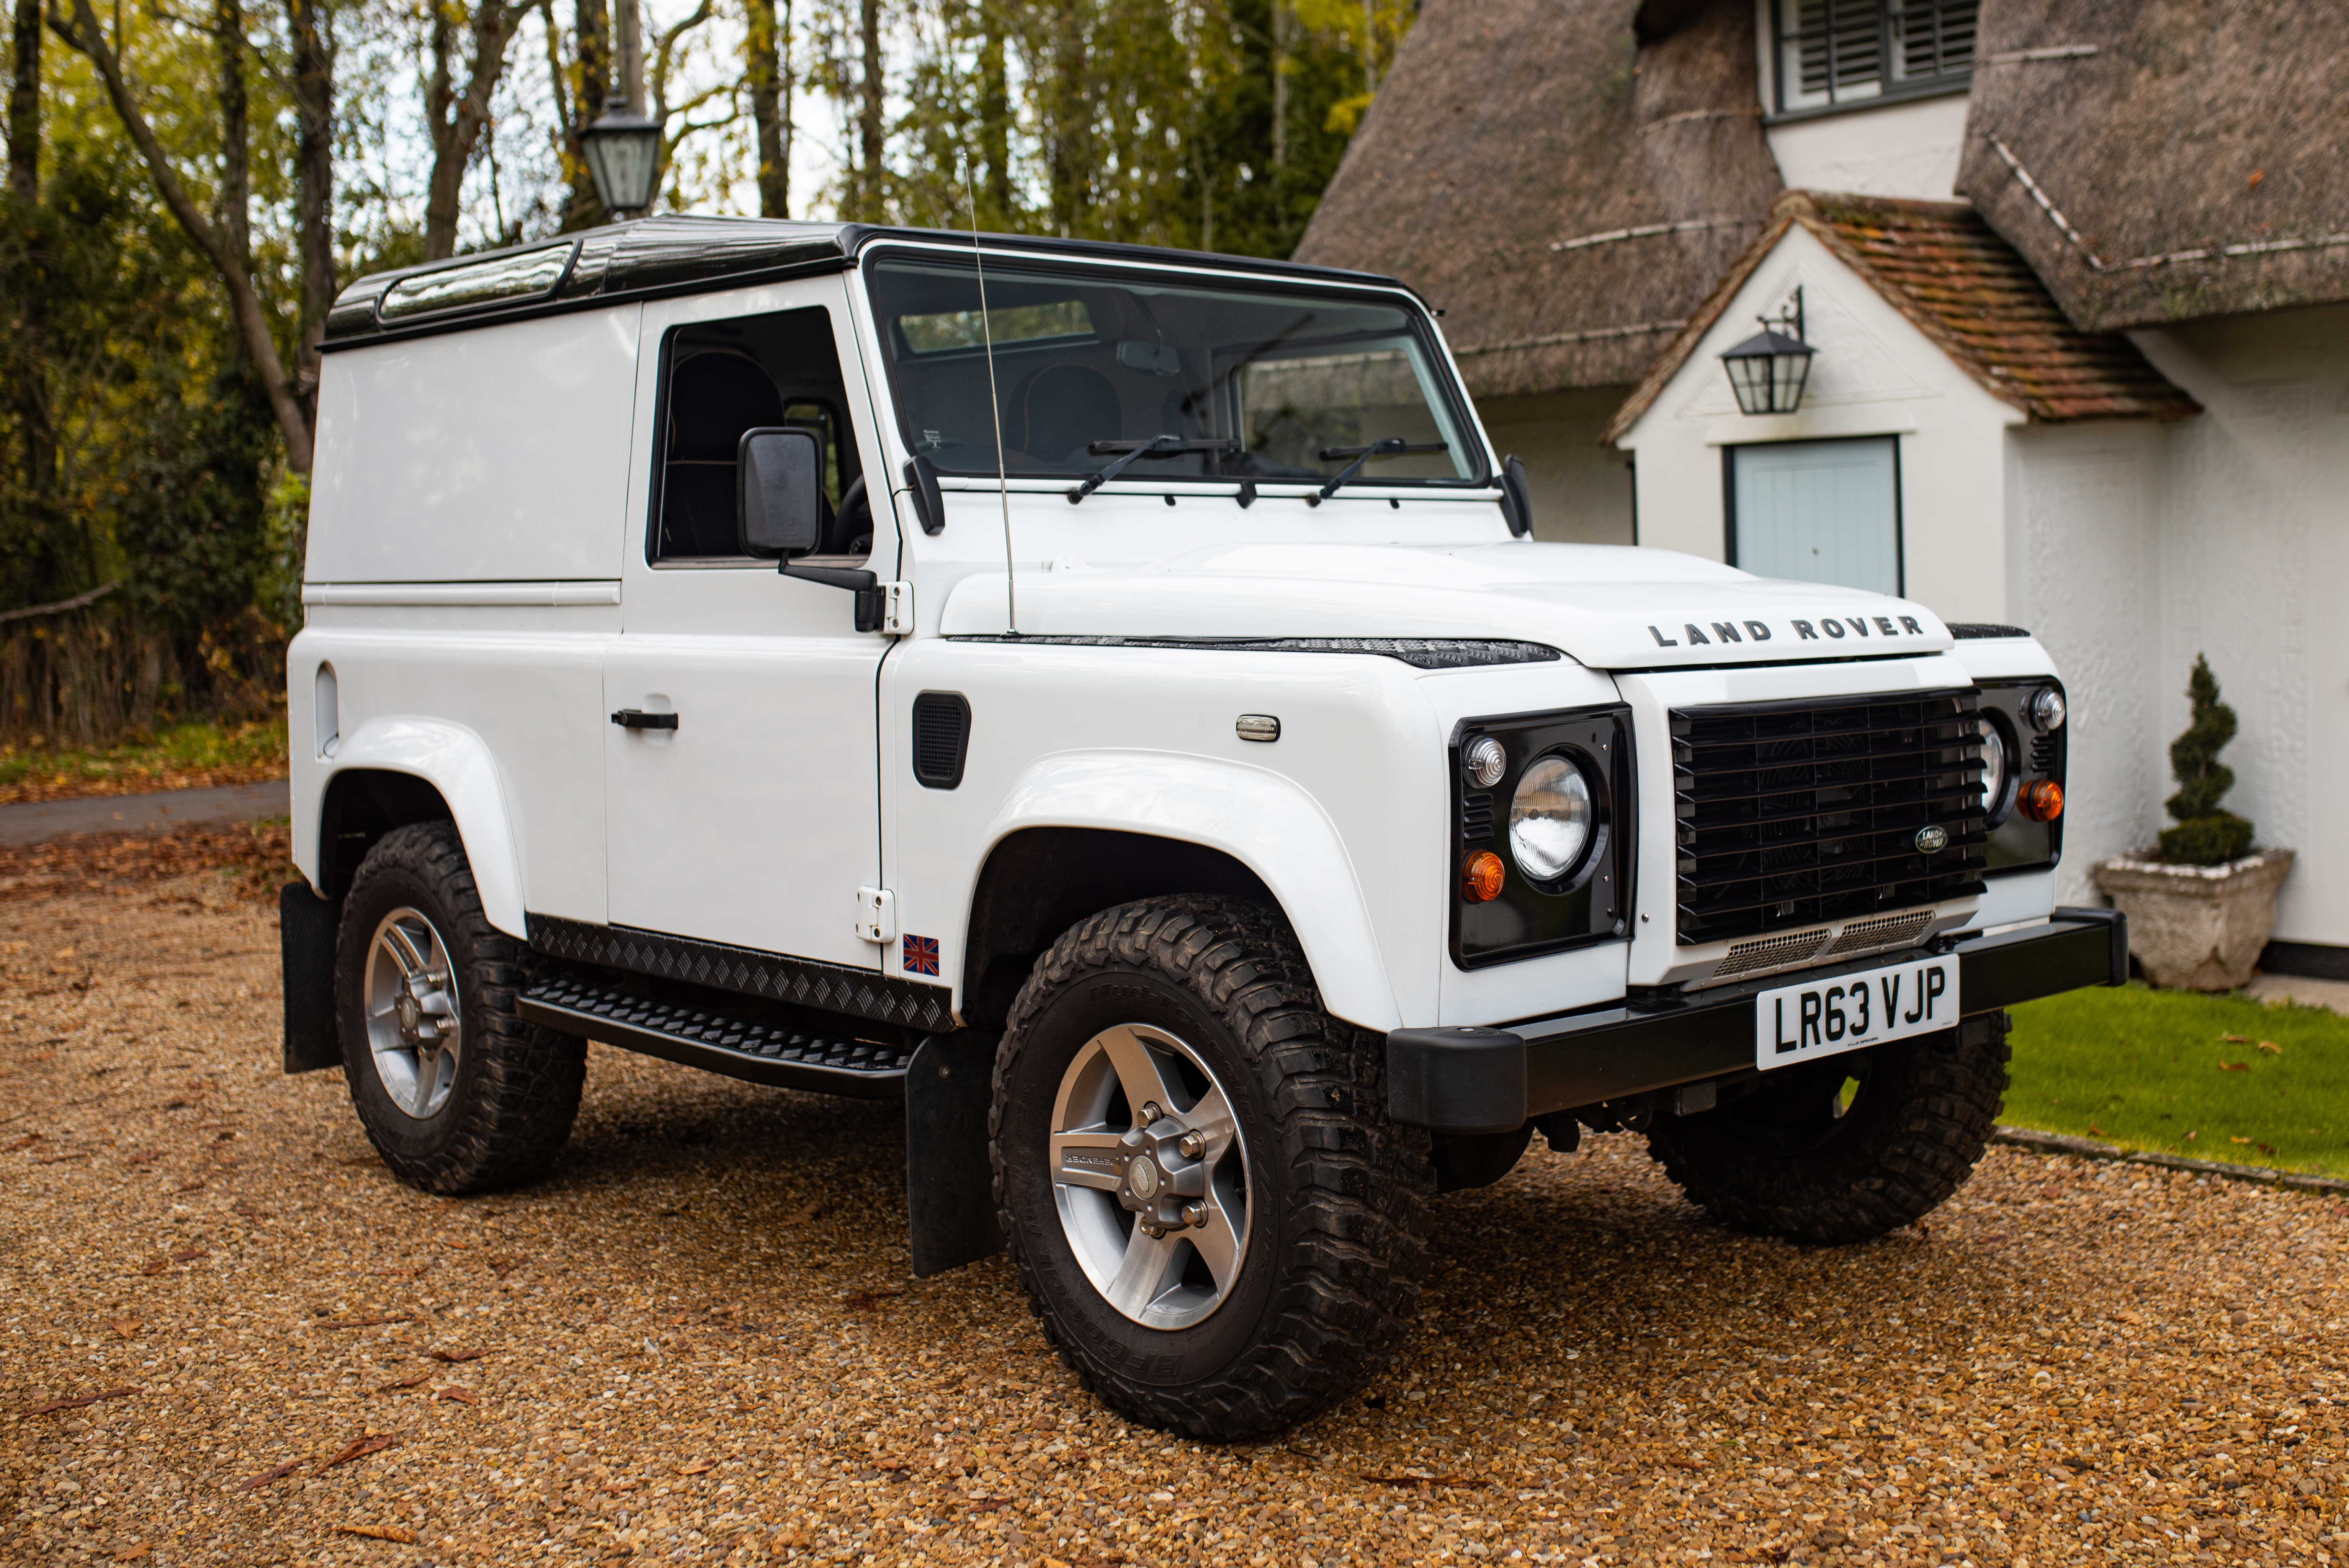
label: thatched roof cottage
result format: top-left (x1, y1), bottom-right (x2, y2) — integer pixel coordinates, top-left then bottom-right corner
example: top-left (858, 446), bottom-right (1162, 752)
top-left (1302, 0), bottom-right (2349, 968)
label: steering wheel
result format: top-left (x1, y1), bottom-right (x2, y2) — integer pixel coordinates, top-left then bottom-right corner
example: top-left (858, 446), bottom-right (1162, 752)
top-left (833, 473), bottom-right (872, 556)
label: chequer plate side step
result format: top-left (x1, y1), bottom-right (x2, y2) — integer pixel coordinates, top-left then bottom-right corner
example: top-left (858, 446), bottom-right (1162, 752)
top-left (517, 975), bottom-right (914, 1100)
top-left (524, 913), bottom-right (955, 1034)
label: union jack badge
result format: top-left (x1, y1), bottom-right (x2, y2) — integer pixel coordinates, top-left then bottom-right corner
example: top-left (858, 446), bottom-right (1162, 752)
top-left (902, 934), bottom-right (940, 976)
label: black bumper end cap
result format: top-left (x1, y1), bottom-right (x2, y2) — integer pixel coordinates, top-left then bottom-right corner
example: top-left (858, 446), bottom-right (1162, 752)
top-left (2053, 904), bottom-right (2129, 986)
top-left (1387, 1026), bottom-right (1527, 1134)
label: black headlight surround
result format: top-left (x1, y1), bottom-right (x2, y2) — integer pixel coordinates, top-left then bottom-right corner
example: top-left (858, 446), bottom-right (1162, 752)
top-left (1975, 678), bottom-right (2066, 875)
top-left (1450, 704), bottom-right (1634, 969)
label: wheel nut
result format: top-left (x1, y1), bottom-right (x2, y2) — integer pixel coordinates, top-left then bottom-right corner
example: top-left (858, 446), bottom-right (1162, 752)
top-left (1178, 1131), bottom-right (1205, 1160)
top-left (1140, 1101), bottom-right (1162, 1125)
top-left (1182, 1202), bottom-right (1207, 1228)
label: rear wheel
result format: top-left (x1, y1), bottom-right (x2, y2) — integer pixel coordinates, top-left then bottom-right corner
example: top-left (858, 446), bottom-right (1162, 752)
top-left (335, 822), bottom-right (586, 1193)
top-left (992, 896), bottom-right (1431, 1440)
top-left (1645, 1011), bottom-right (2010, 1244)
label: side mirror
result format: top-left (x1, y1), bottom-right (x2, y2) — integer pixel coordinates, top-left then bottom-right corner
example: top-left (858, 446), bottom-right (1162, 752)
top-left (737, 426), bottom-right (824, 558)
top-left (1499, 453), bottom-right (1534, 539)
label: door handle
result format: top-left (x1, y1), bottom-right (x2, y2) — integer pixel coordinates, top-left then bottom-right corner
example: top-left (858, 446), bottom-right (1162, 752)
top-left (610, 709), bottom-right (678, 730)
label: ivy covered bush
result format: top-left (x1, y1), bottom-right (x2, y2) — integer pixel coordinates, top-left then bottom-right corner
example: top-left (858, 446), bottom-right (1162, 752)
top-left (2159, 654), bottom-right (2256, 865)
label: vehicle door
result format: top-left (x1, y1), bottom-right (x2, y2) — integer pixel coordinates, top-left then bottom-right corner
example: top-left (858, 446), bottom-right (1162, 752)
top-left (604, 275), bottom-right (890, 968)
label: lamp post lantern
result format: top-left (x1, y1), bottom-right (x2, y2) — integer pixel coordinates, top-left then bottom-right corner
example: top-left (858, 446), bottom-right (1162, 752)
top-left (1718, 286), bottom-right (1819, 416)
top-left (580, 0), bottom-right (660, 218)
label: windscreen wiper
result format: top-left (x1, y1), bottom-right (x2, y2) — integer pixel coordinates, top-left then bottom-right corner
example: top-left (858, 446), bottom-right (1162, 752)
top-left (1066, 434), bottom-right (1241, 504)
top-left (1308, 437), bottom-right (1448, 506)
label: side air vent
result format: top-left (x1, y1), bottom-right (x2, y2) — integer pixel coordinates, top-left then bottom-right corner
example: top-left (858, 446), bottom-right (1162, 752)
top-left (911, 691), bottom-right (971, 790)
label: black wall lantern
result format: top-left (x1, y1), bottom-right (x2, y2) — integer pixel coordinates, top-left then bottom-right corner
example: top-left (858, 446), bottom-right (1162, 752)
top-left (1718, 286), bottom-right (1818, 416)
top-left (579, 109), bottom-right (663, 218)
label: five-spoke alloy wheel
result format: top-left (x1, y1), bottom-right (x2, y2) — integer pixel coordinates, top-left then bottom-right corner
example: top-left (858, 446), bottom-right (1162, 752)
top-left (362, 907), bottom-right (464, 1119)
top-left (994, 896), bottom-right (1432, 1440)
top-left (1048, 1023), bottom-right (1251, 1331)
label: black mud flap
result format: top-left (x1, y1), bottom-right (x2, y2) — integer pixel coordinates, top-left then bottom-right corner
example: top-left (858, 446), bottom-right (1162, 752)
top-left (904, 1031), bottom-right (1003, 1276)
top-left (280, 881), bottom-right (344, 1074)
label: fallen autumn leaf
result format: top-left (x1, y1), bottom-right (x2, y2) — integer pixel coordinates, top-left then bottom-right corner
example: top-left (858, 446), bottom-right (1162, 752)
top-left (334, 1524), bottom-right (418, 1543)
top-left (27, 1386), bottom-right (137, 1416)
top-left (316, 1433), bottom-right (397, 1473)
top-left (237, 1460), bottom-right (304, 1492)
top-left (428, 1348), bottom-right (487, 1363)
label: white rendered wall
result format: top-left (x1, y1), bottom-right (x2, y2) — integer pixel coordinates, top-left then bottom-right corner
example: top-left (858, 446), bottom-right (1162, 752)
top-left (2002, 422), bottom-right (2164, 908)
top-left (1614, 225), bottom-right (2021, 621)
top-left (1474, 387), bottom-right (1637, 545)
top-left (1763, 94), bottom-right (1970, 203)
top-left (2130, 304), bottom-right (2349, 949)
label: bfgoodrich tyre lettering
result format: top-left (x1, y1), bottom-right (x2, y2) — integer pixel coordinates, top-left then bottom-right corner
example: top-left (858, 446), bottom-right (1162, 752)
top-left (992, 896), bottom-right (1432, 1440)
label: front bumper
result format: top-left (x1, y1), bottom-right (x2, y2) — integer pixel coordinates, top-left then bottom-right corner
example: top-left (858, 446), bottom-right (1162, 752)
top-left (1388, 908), bottom-right (2126, 1133)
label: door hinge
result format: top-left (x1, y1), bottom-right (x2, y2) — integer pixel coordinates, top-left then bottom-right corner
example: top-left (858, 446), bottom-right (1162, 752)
top-left (880, 581), bottom-right (914, 636)
top-left (854, 886), bottom-right (897, 944)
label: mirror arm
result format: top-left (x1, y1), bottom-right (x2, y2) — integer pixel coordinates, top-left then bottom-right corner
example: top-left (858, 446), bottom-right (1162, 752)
top-left (780, 562), bottom-right (883, 634)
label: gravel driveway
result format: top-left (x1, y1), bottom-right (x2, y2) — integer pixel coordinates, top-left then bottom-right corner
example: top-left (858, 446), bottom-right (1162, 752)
top-left (3, 855), bottom-right (2346, 1567)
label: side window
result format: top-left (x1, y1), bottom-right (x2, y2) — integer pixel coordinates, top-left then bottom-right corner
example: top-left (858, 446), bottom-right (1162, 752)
top-left (652, 305), bottom-right (871, 564)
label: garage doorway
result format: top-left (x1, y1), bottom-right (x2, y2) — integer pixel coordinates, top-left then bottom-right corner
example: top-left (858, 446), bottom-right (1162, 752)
top-left (1726, 436), bottom-right (1901, 594)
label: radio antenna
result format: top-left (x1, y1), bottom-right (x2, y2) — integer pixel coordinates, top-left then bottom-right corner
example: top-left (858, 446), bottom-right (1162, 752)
top-left (964, 156), bottom-right (1017, 634)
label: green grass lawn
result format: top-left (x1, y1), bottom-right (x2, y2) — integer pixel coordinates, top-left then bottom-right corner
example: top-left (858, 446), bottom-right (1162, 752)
top-left (0, 715), bottom-right (288, 804)
top-left (2005, 982), bottom-right (2349, 1178)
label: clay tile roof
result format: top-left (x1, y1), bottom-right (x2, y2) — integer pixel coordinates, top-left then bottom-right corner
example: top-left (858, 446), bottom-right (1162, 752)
top-left (1602, 190), bottom-right (2200, 444)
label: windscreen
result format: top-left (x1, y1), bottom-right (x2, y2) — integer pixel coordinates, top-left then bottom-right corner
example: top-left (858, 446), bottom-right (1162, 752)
top-left (865, 252), bottom-right (1483, 487)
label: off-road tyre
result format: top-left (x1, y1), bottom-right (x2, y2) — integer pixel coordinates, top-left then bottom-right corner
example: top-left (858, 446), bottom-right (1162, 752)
top-left (992, 896), bottom-right (1432, 1440)
top-left (1645, 1010), bottom-right (2010, 1244)
top-left (335, 821), bottom-right (586, 1193)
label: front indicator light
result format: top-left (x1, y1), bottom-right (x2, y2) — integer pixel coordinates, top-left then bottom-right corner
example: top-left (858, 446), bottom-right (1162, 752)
top-left (1463, 735), bottom-right (1507, 788)
top-left (2018, 780), bottom-right (2064, 822)
top-left (2028, 686), bottom-right (2066, 732)
top-left (1462, 850), bottom-right (1505, 903)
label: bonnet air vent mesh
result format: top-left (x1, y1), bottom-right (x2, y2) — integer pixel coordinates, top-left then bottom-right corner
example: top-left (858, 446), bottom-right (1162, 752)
top-left (912, 692), bottom-right (971, 790)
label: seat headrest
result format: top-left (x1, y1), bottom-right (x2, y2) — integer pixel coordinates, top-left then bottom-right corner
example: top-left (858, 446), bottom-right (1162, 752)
top-left (667, 351), bottom-right (786, 463)
top-left (1009, 364), bottom-right (1119, 466)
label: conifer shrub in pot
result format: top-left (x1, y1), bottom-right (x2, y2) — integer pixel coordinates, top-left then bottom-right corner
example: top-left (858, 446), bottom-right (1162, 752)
top-left (2092, 656), bottom-right (2292, 990)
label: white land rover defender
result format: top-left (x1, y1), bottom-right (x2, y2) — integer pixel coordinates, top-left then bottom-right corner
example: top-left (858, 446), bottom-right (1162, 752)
top-left (281, 217), bottom-right (2122, 1439)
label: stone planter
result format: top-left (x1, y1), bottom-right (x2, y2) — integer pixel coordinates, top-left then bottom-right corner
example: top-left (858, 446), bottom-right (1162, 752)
top-left (2090, 849), bottom-right (2295, 991)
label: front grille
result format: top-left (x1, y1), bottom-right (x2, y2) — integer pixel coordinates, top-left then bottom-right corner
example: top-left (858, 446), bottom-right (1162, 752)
top-left (1671, 689), bottom-right (1986, 945)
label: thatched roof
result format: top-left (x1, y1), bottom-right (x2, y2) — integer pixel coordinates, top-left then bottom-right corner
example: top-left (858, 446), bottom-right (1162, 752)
top-left (1293, 0), bottom-right (1781, 397)
top-left (1603, 191), bottom-right (2199, 443)
top-left (1957, 0), bottom-right (2349, 330)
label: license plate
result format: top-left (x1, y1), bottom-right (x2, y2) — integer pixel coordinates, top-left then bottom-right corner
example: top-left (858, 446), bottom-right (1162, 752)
top-left (1754, 955), bottom-right (1959, 1071)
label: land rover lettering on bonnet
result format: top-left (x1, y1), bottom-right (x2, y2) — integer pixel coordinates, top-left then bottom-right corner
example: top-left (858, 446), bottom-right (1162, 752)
top-left (280, 216), bottom-right (2121, 1440)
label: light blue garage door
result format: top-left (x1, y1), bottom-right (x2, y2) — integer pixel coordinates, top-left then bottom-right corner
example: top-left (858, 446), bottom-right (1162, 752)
top-left (1728, 437), bottom-right (1901, 595)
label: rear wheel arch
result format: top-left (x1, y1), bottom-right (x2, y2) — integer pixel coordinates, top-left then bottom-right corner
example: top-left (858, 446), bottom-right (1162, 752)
top-left (318, 768), bottom-right (455, 896)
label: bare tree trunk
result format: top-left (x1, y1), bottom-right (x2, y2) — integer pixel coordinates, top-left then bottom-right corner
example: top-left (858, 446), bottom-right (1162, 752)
top-left (1271, 1), bottom-right (1291, 173)
top-left (8, 0), bottom-right (56, 541)
top-left (8, 0), bottom-right (37, 197)
top-left (47, 0), bottom-right (313, 469)
top-left (422, 0), bottom-right (520, 260)
top-left (744, 0), bottom-right (788, 217)
top-left (855, 0), bottom-right (880, 220)
top-left (213, 0), bottom-right (250, 267)
top-left (284, 0), bottom-right (333, 394)
top-left (976, 0), bottom-right (1009, 221)
top-left (547, 0), bottom-right (610, 229)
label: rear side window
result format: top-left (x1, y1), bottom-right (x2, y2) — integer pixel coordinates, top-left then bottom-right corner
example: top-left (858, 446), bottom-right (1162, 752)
top-left (651, 306), bottom-right (871, 563)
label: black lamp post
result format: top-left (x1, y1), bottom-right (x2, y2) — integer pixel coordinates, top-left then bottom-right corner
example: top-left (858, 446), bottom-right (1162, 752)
top-left (1718, 286), bottom-right (1819, 416)
top-left (579, 108), bottom-right (662, 218)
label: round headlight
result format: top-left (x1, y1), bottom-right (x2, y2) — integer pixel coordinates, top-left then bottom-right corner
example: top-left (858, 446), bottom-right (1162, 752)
top-left (1463, 735), bottom-right (1507, 789)
top-left (2028, 686), bottom-right (2066, 732)
top-left (1976, 715), bottom-right (2010, 818)
top-left (1508, 754), bottom-right (1593, 883)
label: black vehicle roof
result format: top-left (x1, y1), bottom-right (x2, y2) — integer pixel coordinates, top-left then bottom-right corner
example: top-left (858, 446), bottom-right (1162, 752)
top-left (321, 214), bottom-right (1418, 352)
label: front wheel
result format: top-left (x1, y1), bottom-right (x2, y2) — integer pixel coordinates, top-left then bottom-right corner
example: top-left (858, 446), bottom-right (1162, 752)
top-left (1646, 1010), bottom-right (2011, 1244)
top-left (992, 897), bottom-right (1431, 1440)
